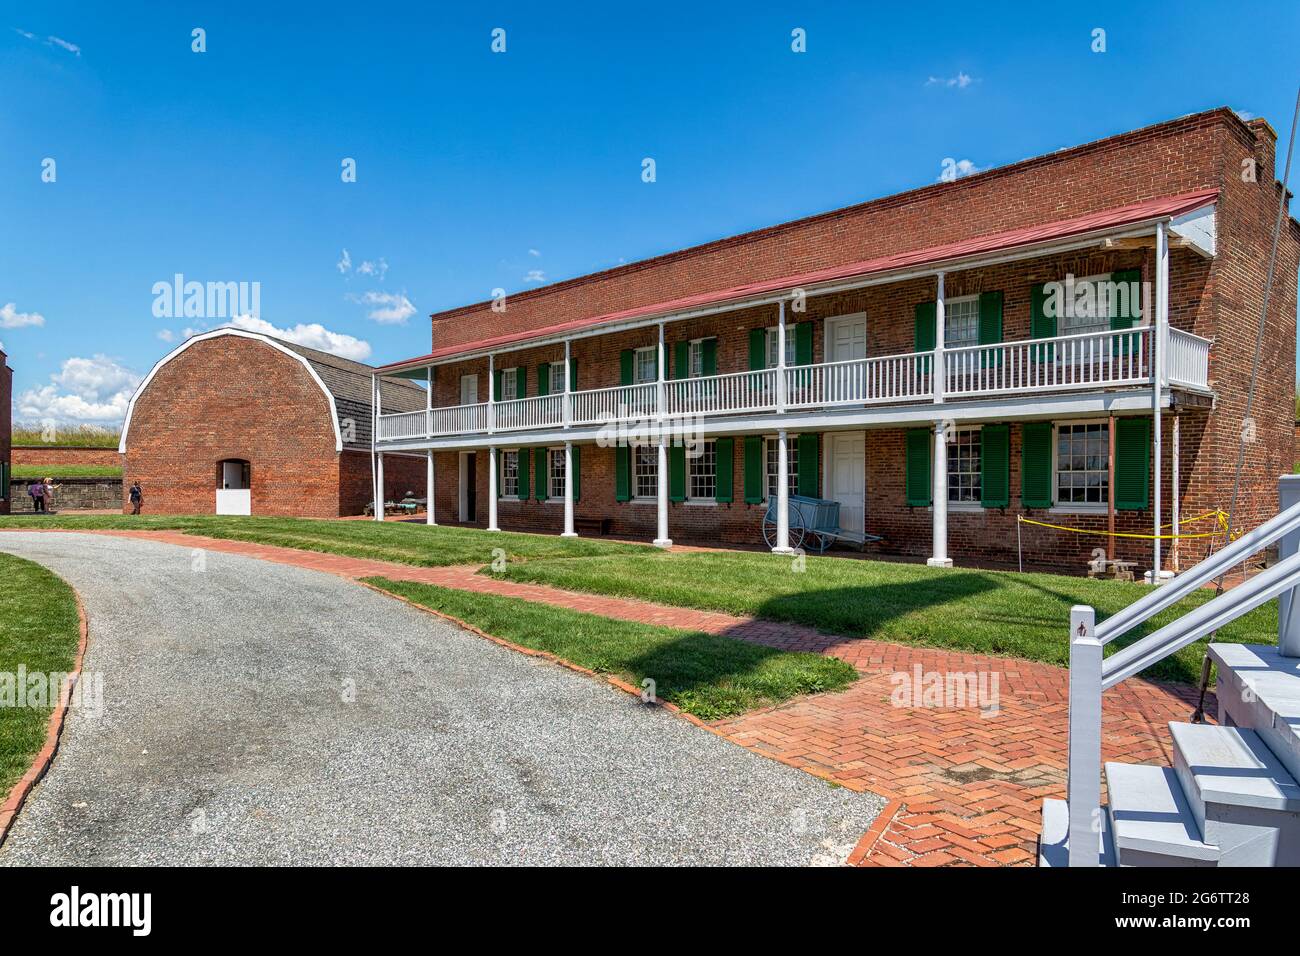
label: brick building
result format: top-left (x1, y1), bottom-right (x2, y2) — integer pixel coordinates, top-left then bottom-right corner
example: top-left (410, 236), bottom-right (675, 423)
top-left (120, 329), bottom-right (426, 516)
top-left (372, 107), bottom-right (1300, 572)
top-left (0, 346), bottom-right (11, 516)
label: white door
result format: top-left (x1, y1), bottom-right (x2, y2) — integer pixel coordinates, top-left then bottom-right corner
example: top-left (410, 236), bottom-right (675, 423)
top-left (826, 431), bottom-right (865, 536)
top-left (460, 374), bottom-right (478, 405)
top-left (826, 314), bottom-right (867, 363)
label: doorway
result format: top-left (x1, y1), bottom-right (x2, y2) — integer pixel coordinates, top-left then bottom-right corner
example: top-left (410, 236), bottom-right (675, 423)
top-left (824, 432), bottom-right (865, 538)
top-left (216, 459), bottom-right (251, 515)
top-left (459, 451), bottom-right (477, 522)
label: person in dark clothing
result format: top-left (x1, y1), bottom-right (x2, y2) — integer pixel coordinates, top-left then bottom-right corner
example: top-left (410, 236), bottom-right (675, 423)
top-left (129, 481), bottom-right (144, 515)
top-left (28, 481), bottom-right (46, 513)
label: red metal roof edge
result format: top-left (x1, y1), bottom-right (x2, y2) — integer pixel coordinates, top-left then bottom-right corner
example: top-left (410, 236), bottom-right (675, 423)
top-left (378, 188), bottom-right (1218, 371)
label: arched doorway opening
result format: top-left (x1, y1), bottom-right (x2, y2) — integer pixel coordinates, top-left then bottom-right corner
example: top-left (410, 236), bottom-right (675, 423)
top-left (216, 459), bottom-right (251, 515)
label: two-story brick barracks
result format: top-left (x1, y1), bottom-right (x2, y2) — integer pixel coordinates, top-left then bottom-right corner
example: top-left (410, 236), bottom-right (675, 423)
top-left (371, 108), bottom-right (1300, 573)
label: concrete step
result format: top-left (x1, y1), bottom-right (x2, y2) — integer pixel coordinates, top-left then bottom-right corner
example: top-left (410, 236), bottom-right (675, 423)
top-left (1171, 721), bottom-right (1300, 865)
top-left (1105, 762), bottom-right (1219, 866)
top-left (1037, 797), bottom-right (1116, 867)
top-left (1207, 643), bottom-right (1300, 784)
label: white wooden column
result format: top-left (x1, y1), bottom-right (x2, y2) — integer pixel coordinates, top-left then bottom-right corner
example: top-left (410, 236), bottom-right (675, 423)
top-left (561, 442), bottom-right (577, 538)
top-left (927, 420), bottom-right (952, 567)
top-left (1152, 222), bottom-right (1168, 582)
top-left (656, 321), bottom-right (666, 420)
top-left (425, 366), bottom-right (435, 525)
top-left (933, 271), bottom-right (946, 405)
top-left (654, 435), bottom-right (672, 549)
top-left (371, 373), bottom-right (381, 521)
top-left (487, 446), bottom-right (500, 531)
top-left (375, 452), bottom-right (385, 523)
top-left (1066, 606), bottom-right (1103, 866)
top-left (773, 428), bottom-right (794, 554)
top-left (776, 301), bottom-right (788, 413)
top-left (487, 353), bottom-right (496, 434)
top-left (563, 339), bottom-right (572, 430)
top-left (1170, 415), bottom-right (1180, 572)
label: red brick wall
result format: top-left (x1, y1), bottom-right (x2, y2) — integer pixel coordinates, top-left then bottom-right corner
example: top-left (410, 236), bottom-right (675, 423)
top-left (12, 446), bottom-right (122, 468)
top-left (428, 109), bottom-right (1243, 351)
top-left (0, 354), bottom-right (10, 515)
top-left (341, 450), bottom-right (428, 516)
top-left (123, 336), bottom-right (343, 516)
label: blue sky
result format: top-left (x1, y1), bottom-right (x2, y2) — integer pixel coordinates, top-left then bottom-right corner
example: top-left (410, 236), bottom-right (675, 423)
top-left (2, 2), bottom-right (1297, 426)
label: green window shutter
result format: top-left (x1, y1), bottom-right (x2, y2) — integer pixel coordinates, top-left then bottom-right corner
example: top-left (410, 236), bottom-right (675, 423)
top-left (1109, 268), bottom-right (1143, 358)
top-left (669, 445), bottom-right (686, 501)
top-left (615, 445), bottom-right (631, 501)
top-left (536, 363), bottom-right (550, 396)
top-left (980, 424), bottom-right (1010, 508)
top-left (914, 302), bottom-right (936, 373)
top-left (978, 291), bottom-right (1004, 368)
top-left (743, 436), bottom-right (763, 504)
top-left (905, 429), bottom-right (932, 506)
top-left (1030, 283), bottom-right (1056, 362)
top-left (748, 328), bottom-right (767, 370)
top-left (619, 349), bottom-right (634, 386)
top-left (702, 338), bottom-right (718, 377)
top-left (715, 437), bottom-right (734, 503)
top-left (797, 433), bottom-right (819, 497)
top-left (1115, 417), bottom-right (1151, 511)
top-left (518, 366), bottom-right (528, 397)
top-left (534, 448), bottom-right (547, 501)
top-left (572, 446), bottom-right (581, 502)
top-left (795, 322), bottom-right (813, 365)
top-left (493, 369), bottom-right (503, 401)
top-left (518, 448), bottom-right (530, 499)
top-left (1020, 422), bottom-right (1053, 508)
top-left (674, 340), bottom-right (690, 380)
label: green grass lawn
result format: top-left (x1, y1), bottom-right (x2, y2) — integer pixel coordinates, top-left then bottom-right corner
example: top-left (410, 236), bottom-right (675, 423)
top-left (11, 465), bottom-right (123, 480)
top-left (10, 427), bottom-right (120, 448)
top-left (0, 553), bottom-right (82, 795)
top-left (365, 578), bottom-right (857, 719)
top-left (0, 514), bottom-right (650, 568)
top-left (492, 550), bottom-right (1277, 684)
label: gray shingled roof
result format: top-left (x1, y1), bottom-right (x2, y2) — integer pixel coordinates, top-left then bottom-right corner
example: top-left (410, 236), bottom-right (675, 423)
top-left (274, 337), bottom-right (426, 451)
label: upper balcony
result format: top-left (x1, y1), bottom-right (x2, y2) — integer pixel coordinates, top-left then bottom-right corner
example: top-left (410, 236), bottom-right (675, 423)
top-left (375, 325), bottom-right (1211, 446)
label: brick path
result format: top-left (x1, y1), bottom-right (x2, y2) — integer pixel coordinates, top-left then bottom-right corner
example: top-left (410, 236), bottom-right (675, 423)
top-left (17, 528), bottom-right (1210, 866)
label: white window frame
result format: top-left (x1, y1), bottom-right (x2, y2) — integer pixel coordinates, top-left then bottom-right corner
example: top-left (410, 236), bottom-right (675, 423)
top-left (632, 444), bottom-right (657, 500)
top-left (501, 448), bottom-right (521, 499)
top-left (548, 446), bottom-right (565, 500)
top-left (1051, 419), bottom-right (1110, 513)
top-left (1057, 273), bottom-right (1125, 338)
top-left (764, 328), bottom-right (797, 369)
top-left (501, 367), bottom-right (520, 402)
top-left (688, 339), bottom-right (706, 379)
top-left (633, 346), bottom-right (657, 385)
top-left (549, 360), bottom-right (566, 393)
top-left (686, 439), bottom-right (717, 503)
top-left (943, 295), bottom-right (981, 349)
top-left (763, 436), bottom-right (799, 502)
top-left (947, 425), bottom-right (982, 509)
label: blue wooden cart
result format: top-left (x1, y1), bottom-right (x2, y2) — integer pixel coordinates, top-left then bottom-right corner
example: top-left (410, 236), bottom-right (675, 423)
top-left (762, 494), bottom-right (881, 553)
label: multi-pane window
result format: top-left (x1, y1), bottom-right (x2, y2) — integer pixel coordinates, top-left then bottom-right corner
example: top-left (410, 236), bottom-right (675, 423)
top-left (634, 347), bottom-right (657, 384)
top-left (1056, 422), bottom-right (1109, 505)
top-left (765, 328), bottom-right (797, 368)
top-left (944, 298), bottom-right (980, 348)
top-left (549, 361), bottom-right (566, 392)
top-left (688, 340), bottom-right (704, 378)
top-left (765, 438), bottom-right (800, 500)
top-left (501, 368), bottom-right (519, 401)
top-left (501, 450), bottom-right (520, 498)
top-left (549, 448), bottom-right (565, 498)
top-left (634, 445), bottom-right (657, 498)
top-left (947, 429), bottom-right (982, 504)
top-left (688, 440), bottom-right (717, 500)
top-left (1059, 274), bottom-right (1116, 336)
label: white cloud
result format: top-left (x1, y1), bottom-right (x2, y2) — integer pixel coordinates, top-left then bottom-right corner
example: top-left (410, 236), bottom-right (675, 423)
top-left (156, 329), bottom-right (175, 342)
top-left (528, 248), bottom-right (541, 258)
top-left (1235, 110), bottom-right (1256, 122)
top-left (523, 269), bottom-right (546, 283)
top-left (0, 302), bottom-right (46, 329)
top-left (224, 315), bottom-right (373, 360)
top-left (336, 248), bottom-right (352, 273)
top-left (47, 35), bottom-right (80, 56)
top-left (347, 290), bottom-right (415, 324)
top-left (937, 157), bottom-right (980, 182)
top-left (16, 355), bottom-right (142, 425)
top-left (356, 257), bottom-right (388, 279)
top-left (926, 71), bottom-right (975, 89)
top-left (13, 28), bottom-right (35, 40)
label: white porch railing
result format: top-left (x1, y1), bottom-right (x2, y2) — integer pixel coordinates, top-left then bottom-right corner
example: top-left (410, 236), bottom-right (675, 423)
top-left (375, 327), bottom-right (1212, 444)
top-left (1062, 475), bottom-right (1300, 866)
top-left (1167, 328), bottom-right (1213, 390)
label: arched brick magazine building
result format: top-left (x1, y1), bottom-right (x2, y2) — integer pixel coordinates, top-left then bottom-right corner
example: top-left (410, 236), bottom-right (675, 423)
top-left (120, 329), bottom-right (426, 516)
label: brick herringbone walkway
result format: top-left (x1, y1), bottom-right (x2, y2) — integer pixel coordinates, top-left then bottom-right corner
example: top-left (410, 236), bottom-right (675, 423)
top-left (16, 528), bottom-right (1209, 866)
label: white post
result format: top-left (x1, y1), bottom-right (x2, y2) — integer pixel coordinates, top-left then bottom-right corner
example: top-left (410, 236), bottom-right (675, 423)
top-left (488, 353), bottom-right (496, 435)
top-left (562, 442), bottom-right (577, 538)
top-left (1278, 475), bottom-right (1300, 657)
top-left (375, 452), bottom-right (385, 523)
top-left (927, 420), bottom-right (952, 567)
top-left (654, 435), bottom-right (672, 549)
top-left (773, 428), bottom-right (794, 554)
top-left (1067, 605), bottom-right (1103, 867)
top-left (657, 321), bottom-right (666, 422)
top-left (426, 365), bottom-right (433, 439)
top-left (933, 271), bottom-right (946, 405)
top-left (1151, 223), bottom-right (1168, 583)
top-left (370, 373), bottom-right (380, 521)
top-left (563, 339), bottom-right (572, 430)
top-left (776, 301), bottom-right (788, 413)
top-left (487, 446), bottom-right (500, 531)
top-left (425, 449), bottom-right (436, 526)
top-left (1170, 415), bottom-right (1180, 572)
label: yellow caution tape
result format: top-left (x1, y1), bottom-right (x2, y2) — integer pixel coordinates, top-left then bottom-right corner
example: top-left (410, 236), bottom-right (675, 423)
top-left (1016, 508), bottom-right (1235, 542)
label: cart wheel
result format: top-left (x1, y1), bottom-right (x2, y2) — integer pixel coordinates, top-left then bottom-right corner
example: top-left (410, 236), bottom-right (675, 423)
top-left (789, 526), bottom-right (807, 551)
top-left (762, 517), bottom-right (777, 549)
top-left (807, 532), bottom-right (832, 554)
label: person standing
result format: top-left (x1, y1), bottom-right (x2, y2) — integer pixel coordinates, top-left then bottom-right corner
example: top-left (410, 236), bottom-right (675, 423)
top-left (129, 481), bottom-right (143, 515)
top-left (42, 477), bottom-right (59, 513)
top-left (28, 480), bottom-right (45, 513)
